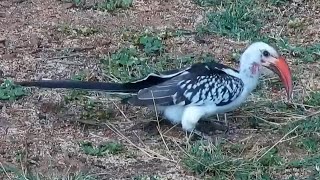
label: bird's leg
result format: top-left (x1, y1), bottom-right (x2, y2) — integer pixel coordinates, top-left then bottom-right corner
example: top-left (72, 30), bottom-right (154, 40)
top-left (181, 106), bottom-right (215, 141)
top-left (224, 113), bottom-right (228, 127)
top-left (181, 106), bottom-right (205, 132)
top-left (223, 113), bottom-right (234, 134)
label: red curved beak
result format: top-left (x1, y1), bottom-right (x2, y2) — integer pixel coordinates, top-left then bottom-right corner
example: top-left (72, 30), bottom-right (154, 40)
top-left (268, 56), bottom-right (293, 101)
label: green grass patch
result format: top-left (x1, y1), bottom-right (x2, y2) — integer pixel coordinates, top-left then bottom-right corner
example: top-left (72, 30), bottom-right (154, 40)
top-left (267, 0), bottom-right (289, 6)
top-left (64, 72), bottom-right (90, 104)
top-left (67, 0), bottom-right (85, 7)
top-left (0, 79), bottom-right (27, 101)
top-left (183, 138), bottom-right (320, 179)
top-left (273, 38), bottom-right (320, 63)
top-left (101, 47), bottom-right (153, 82)
top-left (0, 163), bottom-right (97, 180)
top-left (80, 99), bottom-right (113, 121)
top-left (62, 0), bottom-right (133, 11)
top-left (182, 141), bottom-right (283, 179)
top-left (58, 24), bottom-right (99, 37)
top-left (154, 53), bottom-right (216, 74)
top-left (95, 0), bottom-right (133, 12)
top-left (63, 72), bottom-right (114, 124)
top-left (258, 148), bottom-right (283, 167)
top-left (126, 31), bottom-right (168, 56)
top-left (133, 175), bottom-right (161, 180)
top-left (101, 46), bottom-right (218, 82)
top-left (193, 0), bottom-right (226, 7)
top-left (62, 0), bottom-right (85, 6)
top-left (243, 100), bottom-right (307, 129)
top-left (286, 155), bottom-right (320, 180)
top-left (280, 116), bottom-right (320, 153)
top-left (298, 137), bottom-right (319, 153)
top-left (285, 154), bottom-right (320, 179)
top-left (80, 141), bottom-right (125, 156)
top-left (287, 117), bottom-right (320, 136)
top-left (63, 88), bottom-right (89, 103)
top-left (102, 29), bottom-right (221, 82)
top-left (287, 155), bottom-right (320, 169)
top-left (195, 0), bottom-right (319, 63)
top-left (197, 0), bottom-right (263, 41)
top-left (135, 34), bottom-right (165, 56)
top-left (305, 92), bottom-right (320, 106)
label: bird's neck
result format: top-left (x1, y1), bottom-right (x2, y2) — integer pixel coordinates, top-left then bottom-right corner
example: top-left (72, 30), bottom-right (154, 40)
top-left (239, 61), bottom-right (261, 93)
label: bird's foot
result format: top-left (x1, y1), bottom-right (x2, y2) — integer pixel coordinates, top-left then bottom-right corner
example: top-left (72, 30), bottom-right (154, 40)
top-left (188, 129), bottom-right (214, 142)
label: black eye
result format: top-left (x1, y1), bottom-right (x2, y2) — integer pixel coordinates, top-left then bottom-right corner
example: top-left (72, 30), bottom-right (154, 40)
top-left (263, 50), bottom-right (270, 57)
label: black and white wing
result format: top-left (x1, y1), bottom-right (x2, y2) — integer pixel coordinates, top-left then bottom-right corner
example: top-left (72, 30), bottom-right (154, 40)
top-left (120, 66), bottom-right (189, 93)
top-left (127, 62), bottom-right (245, 106)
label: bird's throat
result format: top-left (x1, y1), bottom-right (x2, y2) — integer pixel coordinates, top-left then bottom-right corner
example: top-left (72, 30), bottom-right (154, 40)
top-left (239, 63), bottom-right (261, 93)
top-left (250, 62), bottom-right (261, 75)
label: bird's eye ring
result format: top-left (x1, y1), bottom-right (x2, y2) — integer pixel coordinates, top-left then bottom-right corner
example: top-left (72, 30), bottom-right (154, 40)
top-left (262, 50), bottom-right (270, 57)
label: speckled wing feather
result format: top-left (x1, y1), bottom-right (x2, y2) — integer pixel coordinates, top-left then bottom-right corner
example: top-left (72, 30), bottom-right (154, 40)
top-left (127, 62), bottom-right (244, 106)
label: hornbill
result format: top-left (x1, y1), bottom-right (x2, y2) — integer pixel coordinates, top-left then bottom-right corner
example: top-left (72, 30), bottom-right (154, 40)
top-left (3, 42), bottom-right (293, 138)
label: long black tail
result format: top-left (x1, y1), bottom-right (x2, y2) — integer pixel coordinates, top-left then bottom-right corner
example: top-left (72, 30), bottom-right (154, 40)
top-left (7, 73), bottom-right (177, 93)
top-left (16, 80), bottom-right (138, 93)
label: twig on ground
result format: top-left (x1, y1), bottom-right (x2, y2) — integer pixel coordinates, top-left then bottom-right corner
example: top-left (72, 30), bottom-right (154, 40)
top-left (41, 46), bottom-right (95, 52)
top-left (112, 101), bottom-right (131, 122)
top-left (249, 113), bottom-right (286, 126)
top-left (256, 125), bottom-right (299, 161)
top-left (104, 122), bottom-right (176, 163)
top-left (151, 90), bottom-right (175, 161)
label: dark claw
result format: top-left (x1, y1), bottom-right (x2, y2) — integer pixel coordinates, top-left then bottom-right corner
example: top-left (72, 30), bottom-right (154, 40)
top-left (197, 120), bottom-right (238, 136)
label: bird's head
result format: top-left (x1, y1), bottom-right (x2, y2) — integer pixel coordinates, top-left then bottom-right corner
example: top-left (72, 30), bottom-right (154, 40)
top-left (240, 42), bottom-right (293, 100)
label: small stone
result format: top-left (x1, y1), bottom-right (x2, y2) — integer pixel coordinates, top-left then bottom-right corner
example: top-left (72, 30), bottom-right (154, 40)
top-left (0, 39), bottom-right (5, 47)
top-left (64, 3), bottom-right (75, 9)
top-left (13, 0), bottom-right (26, 3)
top-left (0, 12), bottom-right (5, 18)
top-left (0, 69), bottom-right (4, 78)
top-left (2, 53), bottom-right (17, 60)
top-left (98, 39), bottom-right (111, 46)
top-left (30, 34), bottom-right (41, 48)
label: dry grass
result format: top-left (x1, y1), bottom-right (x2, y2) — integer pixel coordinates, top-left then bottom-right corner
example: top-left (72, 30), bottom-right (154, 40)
top-left (0, 0), bottom-right (319, 179)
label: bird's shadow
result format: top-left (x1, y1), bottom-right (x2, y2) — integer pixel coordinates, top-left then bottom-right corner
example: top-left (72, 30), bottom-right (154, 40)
top-left (138, 117), bottom-right (239, 140)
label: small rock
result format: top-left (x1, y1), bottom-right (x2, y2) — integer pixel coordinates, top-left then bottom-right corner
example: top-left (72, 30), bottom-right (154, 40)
top-left (0, 117), bottom-right (11, 135)
top-left (13, 0), bottom-right (26, 3)
top-left (2, 53), bottom-right (17, 60)
top-left (0, 39), bottom-right (5, 47)
top-left (98, 39), bottom-right (112, 46)
top-left (0, 12), bottom-right (5, 18)
top-left (30, 34), bottom-right (41, 48)
top-left (64, 3), bottom-right (75, 9)
top-left (0, 69), bottom-right (4, 78)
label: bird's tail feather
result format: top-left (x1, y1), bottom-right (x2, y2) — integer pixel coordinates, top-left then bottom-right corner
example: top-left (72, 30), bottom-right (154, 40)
top-left (13, 80), bottom-right (139, 93)
top-left (1, 71), bottom-right (179, 94)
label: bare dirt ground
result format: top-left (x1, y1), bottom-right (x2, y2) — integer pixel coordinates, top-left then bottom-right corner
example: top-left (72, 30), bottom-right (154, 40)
top-left (0, 0), bottom-right (319, 179)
